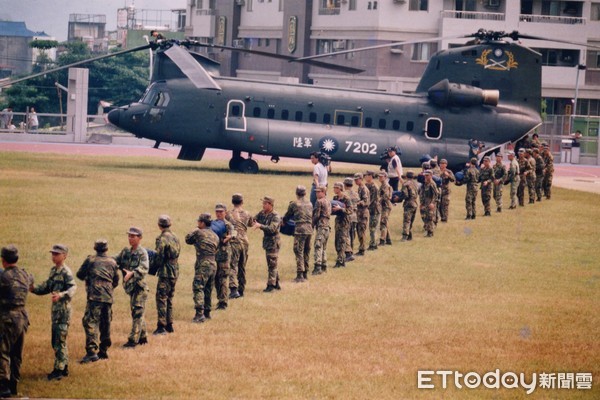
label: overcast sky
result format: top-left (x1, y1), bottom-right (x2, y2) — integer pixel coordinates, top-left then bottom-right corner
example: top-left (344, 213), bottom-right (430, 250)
top-left (1, 0), bottom-right (186, 41)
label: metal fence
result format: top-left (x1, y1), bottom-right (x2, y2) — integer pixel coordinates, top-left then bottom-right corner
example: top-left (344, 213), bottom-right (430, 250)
top-left (0, 111), bottom-right (110, 135)
top-left (539, 115), bottom-right (599, 161)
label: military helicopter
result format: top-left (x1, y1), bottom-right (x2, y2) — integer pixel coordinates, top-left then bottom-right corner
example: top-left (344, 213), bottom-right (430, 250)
top-left (3, 30), bottom-right (596, 172)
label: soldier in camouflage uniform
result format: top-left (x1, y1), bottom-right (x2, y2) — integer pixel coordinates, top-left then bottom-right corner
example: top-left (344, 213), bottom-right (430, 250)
top-left (419, 171), bottom-right (440, 237)
top-left (464, 157), bottom-right (480, 219)
top-left (400, 172), bottom-right (418, 241)
top-left (253, 196), bottom-right (282, 292)
top-left (438, 159), bottom-right (455, 222)
top-left (152, 215), bottom-right (180, 335)
top-left (353, 173), bottom-right (370, 256)
top-left (532, 147), bottom-right (545, 202)
top-left (214, 204), bottom-right (236, 310)
top-left (343, 178), bottom-right (358, 261)
top-left (312, 186), bottom-right (331, 275)
top-left (227, 193), bottom-right (254, 298)
top-left (542, 143), bottom-right (554, 199)
top-left (31, 244), bottom-right (76, 380)
top-left (185, 213), bottom-right (219, 322)
top-left (378, 171), bottom-right (393, 245)
top-left (0, 245), bottom-right (34, 397)
top-left (525, 149), bottom-right (536, 204)
top-left (283, 186), bottom-right (313, 282)
top-left (77, 239), bottom-right (119, 363)
top-left (506, 150), bottom-right (520, 209)
top-left (479, 156), bottom-right (494, 216)
top-left (332, 182), bottom-right (353, 268)
top-left (115, 227), bottom-right (149, 348)
top-left (517, 148), bottom-right (529, 206)
top-left (364, 171), bottom-right (380, 250)
top-left (492, 153), bottom-right (507, 212)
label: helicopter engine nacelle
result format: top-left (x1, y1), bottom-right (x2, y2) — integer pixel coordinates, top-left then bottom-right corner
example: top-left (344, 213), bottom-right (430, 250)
top-left (428, 79), bottom-right (498, 108)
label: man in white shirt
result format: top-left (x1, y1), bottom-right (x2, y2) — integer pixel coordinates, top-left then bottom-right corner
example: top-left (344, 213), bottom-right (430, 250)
top-left (386, 146), bottom-right (403, 191)
top-left (310, 152), bottom-right (328, 206)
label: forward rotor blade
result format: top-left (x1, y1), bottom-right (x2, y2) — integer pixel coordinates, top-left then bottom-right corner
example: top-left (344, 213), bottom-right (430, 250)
top-left (0, 44), bottom-right (151, 88)
top-left (515, 33), bottom-right (600, 50)
top-left (190, 42), bottom-right (364, 74)
top-left (164, 44), bottom-right (221, 89)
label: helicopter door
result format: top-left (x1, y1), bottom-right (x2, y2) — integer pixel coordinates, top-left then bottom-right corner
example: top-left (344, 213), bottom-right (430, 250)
top-left (424, 117), bottom-right (447, 156)
top-left (225, 100), bottom-right (247, 131)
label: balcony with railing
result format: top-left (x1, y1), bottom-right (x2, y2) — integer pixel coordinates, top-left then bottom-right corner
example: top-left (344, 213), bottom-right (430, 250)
top-left (440, 10), bottom-right (505, 21)
top-left (318, 6), bottom-right (341, 15)
top-left (519, 14), bottom-right (585, 25)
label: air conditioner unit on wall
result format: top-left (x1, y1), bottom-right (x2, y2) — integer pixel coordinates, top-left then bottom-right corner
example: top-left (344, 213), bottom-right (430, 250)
top-left (393, 0), bottom-right (406, 4)
top-left (486, 0), bottom-right (500, 7)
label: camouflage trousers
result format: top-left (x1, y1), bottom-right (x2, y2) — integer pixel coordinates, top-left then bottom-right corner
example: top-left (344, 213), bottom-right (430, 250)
top-left (128, 288), bottom-right (148, 343)
top-left (517, 175), bottom-right (526, 206)
top-left (265, 248), bottom-right (280, 286)
top-left (335, 220), bottom-right (350, 263)
top-left (215, 260), bottom-right (230, 306)
top-left (510, 177), bottom-right (520, 208)
top-left (535, 174), bottom-right (544, 200)
top-left (493, 183), bottom-right (503, 210)
top-left (82, 301), bottom-right (112, 355)
top-left (380, 208), bottom-right (391, 242)
top-left (313, 226), bottom-right (330, 268)
top-left (356, 210), bottom-right (369, 252)
top-left (156, 277), bottom-right (177, 327)
top-left (527, 175), bottom-right (536, 202)
top-left (481, 185), bottom-right (493, 214)
top-left (293, 234), bottom-right (312, 273)
top-left (402, 206), bottom-right (416, 236)
top-left (51, 322), bottom-right (69, 370)
top-left (193, 260), bottom-right (216, 312)
top-left (465, 186), bottom-right (478, 217)
top-left (420, 205), bottom-right (436, 234)
top-left (543, 172), bottom-right (553, 199)
top-left (0, 309), bottom-right (29, 382)
top-left (368, 212), bottom-right (380, 246)
top-left (439, 193), bottom-right (450, 222)
top-left (229, 241), bottom-right (249, 293)
top-left (346, 222), bottom-right (357, 253)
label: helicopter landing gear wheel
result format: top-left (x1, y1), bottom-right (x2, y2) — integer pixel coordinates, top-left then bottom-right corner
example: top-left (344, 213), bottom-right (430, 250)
top-left (239, 158), bottom-right (259, 174)
top-left (229, 156), bottom-right (244, 171)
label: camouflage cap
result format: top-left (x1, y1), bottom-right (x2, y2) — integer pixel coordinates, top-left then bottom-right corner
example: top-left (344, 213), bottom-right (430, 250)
top-left (518, 148), bottom-right (525, 153)
top-left (215, 203), bottom-right (227, 211)
top-left (50, 244), bottom-right (68, 254)
top-left (261, 196), bottom-right (275, 205)
top-left (94, 239), bottom-right (108, 253)
top-left (232, 193), bottom-right (244, 203)
top-left (315, 185), bottom-right (326, 192)
top-left (470, 157), bottom-right (478, 164)
top-left (353, 172), bottom-right (363, 180)
top-left (158, 214), bottom-right (171, 228)
top-left (507, 150), bottom-right (515, 156)
top-left (526, 148), bottom-right (533, 154)
top-left (127, 226), bottom-right (143, 236)
top-left (197, 213), bottom-right (212, 224)
top-left (406, 171), bottom-right (415, 179)
top-left (496, 153), bottom-right (503, 158)
top-left (421, 161), bottom-right (430, 169)
top-left (378, 171), bottom-right (388, 178)
top-left (439, 159), bottom-right (448, 165)
top-left (541, 142), bottom-right (549, 147)
top-left (296, 185), bottom-right (307, 196)
top-left (423, 170), bottom-right (432, 176)
top-left (364, 170), bottom-right (375, 177)
top-left (429, 159), bottom-right (438, 166)
top-left (483, 156), bottom-right (490, 162)
top-left (532, 147), bottom-right (540, 153)
top-left (1, 244), bottom-right (19, 260)
top-left (343, 177), bottom-right (354, 186)
top-left (333, 182), bottom-right (344, 189)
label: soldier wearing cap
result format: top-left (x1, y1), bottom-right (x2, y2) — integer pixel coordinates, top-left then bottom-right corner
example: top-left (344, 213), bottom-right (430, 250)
top-left (364, 171), bottom-right (381, 250)
top-left (226, 193), bottom-right (255, 298)
top-left (492, 153), bottom-right (507, 213)
top-left (386, 146), bottom-right (403, 191)
top-left (343, 177), bottom-right (358, 262)
top-left (438, 159), bottom-right (455, 222)
top-left (253, 196), bottom-right (282, 292)
top-left (464, 157), bottom-right (480, 219)
top-left (517, 148), bottom-right (529, 207)
top-left (186, 213), bottom-right (219, 322)
top-left (353, 172), bottom-right (370, 256)
top-left (76, 240), bottom-right (119, 363)
top-left (152, 215), bottom-right (180, 335)
top-left (312, 186), bottom-right (331, 275)
top-left (479, 156), bottom-right (494, 216)
top-left (541, 143), bottom-right (554, 199)
top-left (400, 171), bottom-right (419, 241)
top-left (115, 227), bottom-right (149, 348)
top-left (419, 170), bottom-right (440, 237)
top-left (31, 244), bottom-right (76, 380)
top-left (283, 185), bottom-right (313, 282)
top-left (378, 171), bottom-right (393, 245)
top-left (506, 150), bottom-right (520, 209)
top-left (532, 147), bottom-right (545, 202)
top-left (429, 159), bottom-right (441, 177)
top-left (332, 182), bottom-right (353, 268)
top-left (525, 149), bottom-right (537, 204)
top-left (0, 245), bottom-right (34, 397)
top-left (214, 203), bottom-right (236, 310)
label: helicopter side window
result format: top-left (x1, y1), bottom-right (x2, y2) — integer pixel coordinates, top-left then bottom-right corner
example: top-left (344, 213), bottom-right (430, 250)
top-left (323, 113), bottom-right (331, 124)
top-left (281, 110), bottom-right (289, 120)
top-left (267, 109), bottom-right (275, 119)
top-left (154, 92), bottom-right (170, 108)
top-left (351, 115), bottom-right (360, 127)
top-left (425, 118), bottom-right (442, 140)
top-left (378, 119), bottom-right (387, 129)
top-left (392, 120), bottom-right (401, 130)
top-left (231, 105), bottom-right (241, 117)
top-left (295, 111), bottom-right (303, 121)
top-left (309, 112), bottom-right (317, 123)
top-left (365, 117), bottom-right (373, 128)
top-left (406, 121), bottom-right (414, 131)
top-left (337, 114), bottom-right (345, 125)
top-left (253, 107), bottom-right (261, 117)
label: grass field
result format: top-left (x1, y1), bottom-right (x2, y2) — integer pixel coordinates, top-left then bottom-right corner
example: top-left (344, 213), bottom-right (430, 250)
top-left (0, 151), bottom-right (598, 399)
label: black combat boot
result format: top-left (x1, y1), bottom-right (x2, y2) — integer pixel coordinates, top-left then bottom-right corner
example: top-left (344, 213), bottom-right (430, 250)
top-left (63, 365), bottom-right (69, 376)
top-left (0, 380), bottom-right (10, 398)
top-left (153, 324), bottom-right (167, 335)
top-left (356, 250), bottom-right (365, 256)
top-left (203, 309), bottom-right (212, 319)
top-left (193, 309), bottom-right (206, 323)
top-left (484, 211), bottom-right (491, 216)
top-left (379, 239), bottom-right (385, 246)
top-left (123, 340), bottom-right (137, 348)
top-left (321, 264), bottom-right (327, 273)
top-left (98, 349), bottom-right (109, 359)
top-left (165, 323), bottom-right (174, 333)
top-left (302, 271), bottom-right (308, 280)
top-left (401, 234), bottom-right (408, 242)
top-left (385, 238), bottom-right (392, 245)
top-left (312, 264), bottom-right (322, 275)
top-left (407, 233), bottom-right (413, 241)
top-left (367, 244), bottom-right (377, 251)
top-left (216, 302), bottom-right (227, 310)
top-left (48, 369), bottom-right (64, 381)
top-left (263, 284), bottom-right (275, 292)
top-left (138, 337), bottom-right (148, 345)
top-left (229, 287), bottom-right (241, 299)
top-left (294, 271), bottom-right (304, 283)
top-left (80, 352), bottom-right (99, 363)
top-left (8, 381), bottom-right (16, 396)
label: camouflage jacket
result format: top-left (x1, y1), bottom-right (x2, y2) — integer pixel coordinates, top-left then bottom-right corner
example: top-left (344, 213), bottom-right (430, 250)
top-left (379, 181), bottom-right (393, 211)
top-left (464, 166), bottom-right (480, 190)
top-left (283, 198), bottom-right (313, 235)
top-left (365, 181), bottom-right (381, 215)
top-left (543, 152), bottom-right (554, 173)
top-left (346, 189), bottom-right (359, 222)
top-left (77, 254), bottom-right (119, 304)
top-left (492, 162), bottom-right (506, 184)
top-left (32, 264), bottom-right (76, 323)
top-left (333, 192), bottom-right (353, 224)
top-left (216, 218), bottom-right (236, 261)
top-left (508, 158), bottom-right (520, 182)
top-left (479, 166), bottom-right (494, 190)
top-left (440, 169), bottom-right (455, 196)
top-left (312, 196), bottom-right (331, 228)
top-left (255, 210), bottom-right (281, 251)
top-left (154, 229), bottom-right (180, 279)
top-left (0, 265), bottom-right (33, 311)
top-left (419, 181), bottom-right (439, 207)
top-left (527, 157), bottom-right (536, 179)
top-left (356, 184), bottom-right (370, 215)
top-left (518, 157), bottom-right (530, 176)
top-left (185, 227), bottom-right (219, 271)
top-left (401, 179), bottom-right (419, 209)
top-left (115, 247), bottom-right (149, 295)
top-left (226, 208), bottom-right (254, 247)
top-left (534, 154), bottom-right (545, 175)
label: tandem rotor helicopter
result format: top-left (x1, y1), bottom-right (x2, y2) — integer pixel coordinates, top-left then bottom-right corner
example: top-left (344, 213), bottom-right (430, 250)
top-left (4, 29), bottom-right (598, 172)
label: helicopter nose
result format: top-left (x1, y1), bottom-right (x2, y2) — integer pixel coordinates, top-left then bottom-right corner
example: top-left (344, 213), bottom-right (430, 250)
top-left (107, 108), bottom-right (121, 126)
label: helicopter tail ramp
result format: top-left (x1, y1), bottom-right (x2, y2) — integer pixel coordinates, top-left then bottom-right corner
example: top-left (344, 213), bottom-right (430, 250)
top-left (416, 42), bottom-right (541, 113)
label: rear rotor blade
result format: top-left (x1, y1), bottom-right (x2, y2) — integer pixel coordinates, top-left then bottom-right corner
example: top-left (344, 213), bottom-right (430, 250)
top-left (513, 33), bottom-right (600, 50)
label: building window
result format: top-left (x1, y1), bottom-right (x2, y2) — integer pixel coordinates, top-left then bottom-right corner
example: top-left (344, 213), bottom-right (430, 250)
top-left (319, 0), bottom-right (341, 15)
top-left (592, 3), bottom-right (600, 20)
top-left (537, 48), bottom-right (580, 67)
top-left (588, 51), bottom-right (600, 69)
top-left (412, 43), bottom-right (435, 62)
top-left (247, 0), bottom-right (253, 12)
top-left (409, 0), bottom-right (428, 11)
top-left (349, 0), bottom-right (357, 11)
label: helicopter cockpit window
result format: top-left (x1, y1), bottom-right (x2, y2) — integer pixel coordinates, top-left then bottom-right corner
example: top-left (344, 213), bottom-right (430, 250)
top-left (140, 84), bottom-right (170, 108)
top-left (154, 92), bottom-right (170, 108)
top-left (425, 118), bottom-right (442, 140)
